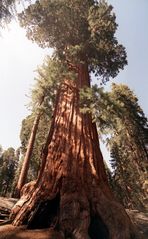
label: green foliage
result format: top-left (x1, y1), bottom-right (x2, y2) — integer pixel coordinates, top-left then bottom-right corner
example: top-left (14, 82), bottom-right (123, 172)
top-left (19, 58), bottom-right (61, 179)
top-left (110, 142), bottom-right (147, 209)
top-left (18, 0), bottom-right (127, 82)
top-left (108, 83), bottom-right (148, 165)
top-left (30, 56), bottom-right (76, 115)
top-left (19, 112), bottom-right (51, 181)
top-left (103, 84), bottom-right (148, 209)
top-left (80, 82), bottom-right (148, 209)
top-left (79, 85), bottom-right (98, 119)
top-left (17, 57), bottom-right (71, 183)
top-left (0, 147), bottom-right (19, 196)
top-left (0, 0), bottom-right (30, 26)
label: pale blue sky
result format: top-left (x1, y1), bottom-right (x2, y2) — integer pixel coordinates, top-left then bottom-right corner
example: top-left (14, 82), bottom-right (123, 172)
top-left (0, 22), bottom-right (51, 150)
top-left (107, 0), bottom-right (148, 114)
top-left (0, 0), bottom-right (147, 162)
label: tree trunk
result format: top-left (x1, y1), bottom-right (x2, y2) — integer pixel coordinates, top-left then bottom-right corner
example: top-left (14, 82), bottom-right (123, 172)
top-left (15, 97), bottom-right (44, 198)
top-left (10, 64), bottom-right (138, 238)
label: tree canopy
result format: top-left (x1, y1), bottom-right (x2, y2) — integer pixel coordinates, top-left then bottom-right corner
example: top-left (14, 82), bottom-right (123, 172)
top-left (19, 0), bottom-right (127, 82)
top-left (0, 0), bottom-right (29, 25)
top-left (0, 0), bottom-right (16, 24)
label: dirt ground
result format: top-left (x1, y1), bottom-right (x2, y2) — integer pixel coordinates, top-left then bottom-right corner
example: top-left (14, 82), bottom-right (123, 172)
top-left (0, 213), bottom-right (147, 239)
top-left (0, 197), bottom-right (64, 239)
top-left (0, 225), bottom-right (64, 239)
top-left (126, 209), bottom-right (148, 238)
top-left (0, 197), bottom-right (148, 239)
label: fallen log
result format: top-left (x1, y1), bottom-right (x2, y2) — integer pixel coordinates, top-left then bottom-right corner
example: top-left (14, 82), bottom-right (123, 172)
top-left (0, 197), bottom-right (18, 225)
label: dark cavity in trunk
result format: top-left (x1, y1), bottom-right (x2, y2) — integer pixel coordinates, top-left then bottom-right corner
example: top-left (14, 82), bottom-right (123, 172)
top-left (27, 194), bottom-right (60, 229)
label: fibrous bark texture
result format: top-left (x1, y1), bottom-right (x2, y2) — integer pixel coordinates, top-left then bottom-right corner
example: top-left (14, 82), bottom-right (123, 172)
top-left (11, 64), bottom-right (138, 239)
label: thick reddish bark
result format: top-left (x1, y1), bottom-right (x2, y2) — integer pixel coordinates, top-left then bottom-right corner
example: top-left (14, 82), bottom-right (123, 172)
top-left (11, 64), bottom-right (138, 238)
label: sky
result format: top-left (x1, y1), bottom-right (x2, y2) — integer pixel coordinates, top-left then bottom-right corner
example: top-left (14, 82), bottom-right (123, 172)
top-left (0, 0), bottom-right (147, 164)
top-left (107, 0), bottom-right (148, 112)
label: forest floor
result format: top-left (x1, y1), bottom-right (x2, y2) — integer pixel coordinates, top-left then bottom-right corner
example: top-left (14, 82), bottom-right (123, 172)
top-left (0, 196), bottom-right (148, 239)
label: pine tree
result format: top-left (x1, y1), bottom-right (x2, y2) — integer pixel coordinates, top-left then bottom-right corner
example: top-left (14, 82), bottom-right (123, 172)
top-left (10, 1), bottom-right (138, 238)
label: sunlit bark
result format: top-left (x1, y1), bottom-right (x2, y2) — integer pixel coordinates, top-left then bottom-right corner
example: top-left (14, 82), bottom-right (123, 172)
top-left (11, 64), bottom-right (138, 239)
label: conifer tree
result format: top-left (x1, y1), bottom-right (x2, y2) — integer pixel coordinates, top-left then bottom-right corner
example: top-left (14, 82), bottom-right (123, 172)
top-left (19, 113), bottom-right (51, 181)
top-left (0, 147), bottom-right (19, 196)
top-left (92, 83), bottom-right (148, 209)
top-left (11, 1), bottom-right (138, 238)
top-left (108, 84), bottom-right (148, 209)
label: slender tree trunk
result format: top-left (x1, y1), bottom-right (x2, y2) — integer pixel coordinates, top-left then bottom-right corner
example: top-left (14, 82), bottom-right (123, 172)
top-left (15, 98), bottom-right (44, 198)
top-left (11, 64), bottom-right (138, 238)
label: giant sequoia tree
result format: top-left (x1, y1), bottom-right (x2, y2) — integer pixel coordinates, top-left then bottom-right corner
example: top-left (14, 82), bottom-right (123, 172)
top-left (11, 1), bottom-right (138, 238)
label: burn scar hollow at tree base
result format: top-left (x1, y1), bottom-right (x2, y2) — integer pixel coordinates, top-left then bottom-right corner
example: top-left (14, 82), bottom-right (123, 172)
top-left (27, 193), bottom-right (60, 229)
